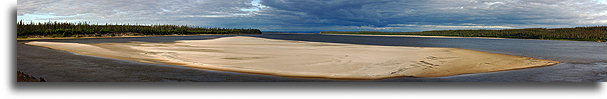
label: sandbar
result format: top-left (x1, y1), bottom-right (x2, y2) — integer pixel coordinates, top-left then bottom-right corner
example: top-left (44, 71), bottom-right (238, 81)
top-left (25, 36), bottom-right (559, 79)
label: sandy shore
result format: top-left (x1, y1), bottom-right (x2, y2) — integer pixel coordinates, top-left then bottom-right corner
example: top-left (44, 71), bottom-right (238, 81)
top-left (25, 36), bottom-right (559, 79)
top-left (16, 34), bottom-right (248, 40)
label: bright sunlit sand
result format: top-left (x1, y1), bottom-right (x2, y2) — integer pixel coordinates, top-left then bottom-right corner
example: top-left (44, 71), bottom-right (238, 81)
top-left (25, 36), bottom-right (559, 79)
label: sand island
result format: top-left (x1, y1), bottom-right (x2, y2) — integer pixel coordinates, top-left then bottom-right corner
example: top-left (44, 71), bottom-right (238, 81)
top-left (25, 36), bottom-right (559, 79)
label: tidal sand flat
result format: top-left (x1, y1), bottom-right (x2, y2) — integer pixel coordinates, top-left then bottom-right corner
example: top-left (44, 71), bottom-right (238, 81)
top-left (25, 36), bottom-right (559, 79)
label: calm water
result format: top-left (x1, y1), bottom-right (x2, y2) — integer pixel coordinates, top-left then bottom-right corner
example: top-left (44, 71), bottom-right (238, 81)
top-left (17, 34), bottom-right (607, 82)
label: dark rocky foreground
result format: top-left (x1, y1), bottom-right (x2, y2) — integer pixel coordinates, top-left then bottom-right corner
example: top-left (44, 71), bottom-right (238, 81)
top-left (17, 71), bottom-right (45, 82)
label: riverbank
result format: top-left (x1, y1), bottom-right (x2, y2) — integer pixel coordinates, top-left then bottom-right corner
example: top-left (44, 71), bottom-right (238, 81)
top-left (25, 36), bottom-right (559, 79)
top-left (322, 34), bottom-right (508, 39)
top-left (323, 33), bottom-right (607, 42)
top-left (321, 26), bottom-right (607, 42)
top-left (16, 33), bottom-right (257, 40)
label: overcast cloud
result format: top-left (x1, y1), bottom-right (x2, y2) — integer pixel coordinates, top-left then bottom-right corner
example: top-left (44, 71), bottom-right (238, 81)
top-left (17, 0), bottom-right (607, 31)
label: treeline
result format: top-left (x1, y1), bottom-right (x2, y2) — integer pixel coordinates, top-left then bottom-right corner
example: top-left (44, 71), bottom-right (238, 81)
top-left (17, 21), bottom-right (262, 38)
top-left (322, 26), bottom-right (607, 41)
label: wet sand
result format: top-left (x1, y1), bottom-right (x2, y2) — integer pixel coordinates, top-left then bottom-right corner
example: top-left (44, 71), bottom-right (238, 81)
top-left (25, 36), bottom-right (559, 79)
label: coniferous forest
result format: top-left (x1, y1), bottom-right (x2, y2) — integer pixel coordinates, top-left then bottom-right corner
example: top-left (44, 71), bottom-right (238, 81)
top-left (17, 21), bottom-right (262, 38)
top-left (322, 26), bottom-right (607, 42)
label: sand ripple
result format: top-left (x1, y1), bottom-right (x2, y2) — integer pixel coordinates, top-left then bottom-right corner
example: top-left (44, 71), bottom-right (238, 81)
top-left (25, 36), bottom-right (559, 79)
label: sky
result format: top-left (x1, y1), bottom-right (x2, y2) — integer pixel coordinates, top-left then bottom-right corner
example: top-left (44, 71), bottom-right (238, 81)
top-left (17, 0), bottom-right (607, 32)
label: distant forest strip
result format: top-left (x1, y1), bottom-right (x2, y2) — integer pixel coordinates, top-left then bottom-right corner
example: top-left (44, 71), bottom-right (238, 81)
top-left (17, 21), bottom-right (262, 38)
top-left (322, 26), bottom-right (607, 41)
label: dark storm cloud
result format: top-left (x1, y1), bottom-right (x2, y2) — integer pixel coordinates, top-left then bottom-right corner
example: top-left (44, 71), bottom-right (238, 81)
top-left (17, 0), bottom-right (607, 31)
top-left (258, 0), bottom-right (607, 31)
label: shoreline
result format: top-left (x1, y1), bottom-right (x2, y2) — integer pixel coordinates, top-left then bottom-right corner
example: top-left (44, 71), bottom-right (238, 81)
top-left (322, 34), bottom-right (509, 39)
top-left (322, 34), bottom-right (607, 42)
top-left (16, 34), bottom-right (258, 41)
top-left (24, 36), bottom-right (560, 79)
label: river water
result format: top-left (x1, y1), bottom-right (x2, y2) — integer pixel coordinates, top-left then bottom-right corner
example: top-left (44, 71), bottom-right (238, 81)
top-left (16, 34), bottom-right (607, 82)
